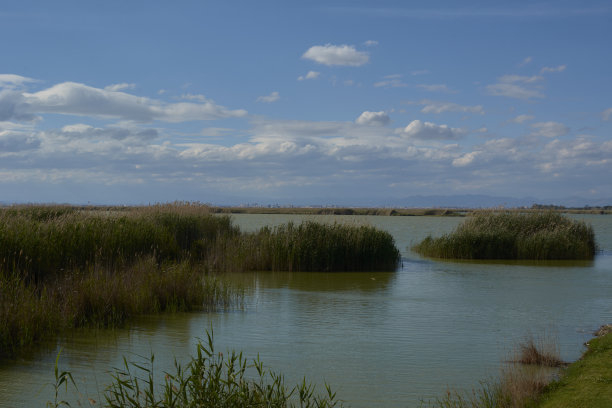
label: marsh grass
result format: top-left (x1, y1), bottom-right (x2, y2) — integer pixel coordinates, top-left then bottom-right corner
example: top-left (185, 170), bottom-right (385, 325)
top-left (413, 211), bottom-right (596, 260)
top-left (514, 335), bottom-right (565, 368)
top-left (52, 330), bottom-right (342, 408)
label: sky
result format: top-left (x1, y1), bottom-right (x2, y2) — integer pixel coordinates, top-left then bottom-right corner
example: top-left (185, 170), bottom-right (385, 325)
top-left (1, 0), bottom-right (611, 206)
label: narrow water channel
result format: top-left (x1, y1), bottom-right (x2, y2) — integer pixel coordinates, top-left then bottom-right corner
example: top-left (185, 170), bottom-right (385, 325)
top-left (1, 215), bottom-right (610, 407)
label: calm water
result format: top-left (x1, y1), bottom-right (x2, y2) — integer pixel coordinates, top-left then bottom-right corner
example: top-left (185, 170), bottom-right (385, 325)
top-left (1, 214), bottom-right (611, 407)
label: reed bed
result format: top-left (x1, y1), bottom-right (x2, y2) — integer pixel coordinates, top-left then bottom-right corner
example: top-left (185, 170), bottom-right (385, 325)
top-left (0, 258), bottom-right (239, 359)
top-left (412, 211), bottom-right (596, 260)
top-left (238, 221), bottom-right (401, 272)
top-left (0, 204), bottom-right (400, 358)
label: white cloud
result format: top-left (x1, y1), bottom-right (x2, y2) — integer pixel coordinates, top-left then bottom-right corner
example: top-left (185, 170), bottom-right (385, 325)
top-left (419, 100), bottom-right (484, 115)
top-left (256, 91), bottom-right (280, 103)
top-left (453, 151), bottom-right (481, 167)
top-left (104, 83), bottom-right (136, 92)
top-left (499, 75), bottom-right (543, 84)
top-left (297, 71), bottom-right (321, 81)
top-left (363, 40), bottom-right (378, 47)
top-left (486, 83), bottom-right (544, 99)
top-left (400, 120), bottom-right (465, 140)
top-left (486, 74), bottom-right (545, 100)
top-left (0, 130), bottom-right (41, 152)
top-left (519, 56), bottom-right (532, 67)
top-left (0, 81), bottom-right (247, 123)
top-left (509, 114), bottom-right (535, 124)
top-left (530, 121), bottom-right (569, 138)
top-left (602, 107), bottom-right (612, 121)
top-left (374, 75), bottom-right (408, 88)
top-left (302, 44), bottom-right (369, 66)
top-left (410, 70), bottom-right (429, 76)
top-left (417, 84), bottom-right (456, 93)
top-left (0, 74), bottom-right (36, 90)
top-left (540, 65), bottom-right (566, 74)
top-left (355, 111), bottom-right (390, 126)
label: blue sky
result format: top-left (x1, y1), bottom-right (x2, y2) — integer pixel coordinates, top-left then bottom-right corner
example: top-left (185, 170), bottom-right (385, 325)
top-left (1, 1), bottom-right (611, 205)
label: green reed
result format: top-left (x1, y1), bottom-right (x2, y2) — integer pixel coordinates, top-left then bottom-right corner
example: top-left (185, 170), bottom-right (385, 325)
top-left (413, 211), bottom-right (596, 260)
top-left (239, 221), bottom-right (401, 272)
top-left (50, 330), bottom-right (342, 408)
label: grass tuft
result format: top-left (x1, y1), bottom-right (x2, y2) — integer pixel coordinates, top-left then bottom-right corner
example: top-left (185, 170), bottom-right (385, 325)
top-left (51, 330), bottom-right (342, 407)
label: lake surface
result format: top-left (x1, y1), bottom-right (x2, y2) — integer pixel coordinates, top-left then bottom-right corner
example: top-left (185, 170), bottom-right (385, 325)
top-left (1, 214), bottom-right (611, 407)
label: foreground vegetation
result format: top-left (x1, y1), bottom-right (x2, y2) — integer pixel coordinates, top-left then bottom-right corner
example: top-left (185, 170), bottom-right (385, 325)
top-left (413, 211), bottom-right (596, 260)
top-left (0, 204), bottom-right (400, 359)
top-left (49, 330), bottom-right (341, 408)
top-left (425, 328), bottom-right (612, 408)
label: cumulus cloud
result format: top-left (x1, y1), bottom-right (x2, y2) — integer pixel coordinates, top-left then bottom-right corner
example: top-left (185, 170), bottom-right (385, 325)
top-left (302, 44), bottom-right (369, 66)
top-left (363, 40), bottom-right (378, 46)
top-left (419, 100), bottom-right (484, 115)
top-left (0, 81), bottom-right (247, 123)
top-left (297, 71), bottom-right (320, 81)
top-left (509, 114), bottom-right (535, 124)
top-left (530, 121), bottom-right (569, 138)
top-left (400, 120), bottom-right (465, 140)
top-left (602, 107), bottom-right (612, 121)
top-left (256, 91), bottom-right (280, 103)
top-left (355, 111), bottom-right (390, 126)
top-left (540, 65), bottom-right (566, 74)
top-left (104, 83), bottom-right (136, 92)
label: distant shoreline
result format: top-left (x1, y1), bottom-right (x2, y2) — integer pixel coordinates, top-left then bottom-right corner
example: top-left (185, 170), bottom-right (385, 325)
top-left (1, 203), bottom-right (611, 216)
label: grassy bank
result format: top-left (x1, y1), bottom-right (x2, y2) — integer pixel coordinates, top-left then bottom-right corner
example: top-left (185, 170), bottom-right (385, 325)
top-left (413, 211), bottom-right (596, 260)
top-left (0, 204), bottom-right (400, 359)
top-left (534, 326), bottom-right (612, 407)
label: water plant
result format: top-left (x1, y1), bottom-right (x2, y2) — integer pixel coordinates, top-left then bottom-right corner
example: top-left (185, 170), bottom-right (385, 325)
top-left (412, 211), bottom-right (596, 260)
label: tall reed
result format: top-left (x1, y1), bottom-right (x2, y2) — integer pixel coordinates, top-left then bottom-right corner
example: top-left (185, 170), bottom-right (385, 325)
top-left (413, 211), bottom-right (596, 260)
top-left (238, 221), bottom-right (401, 272)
